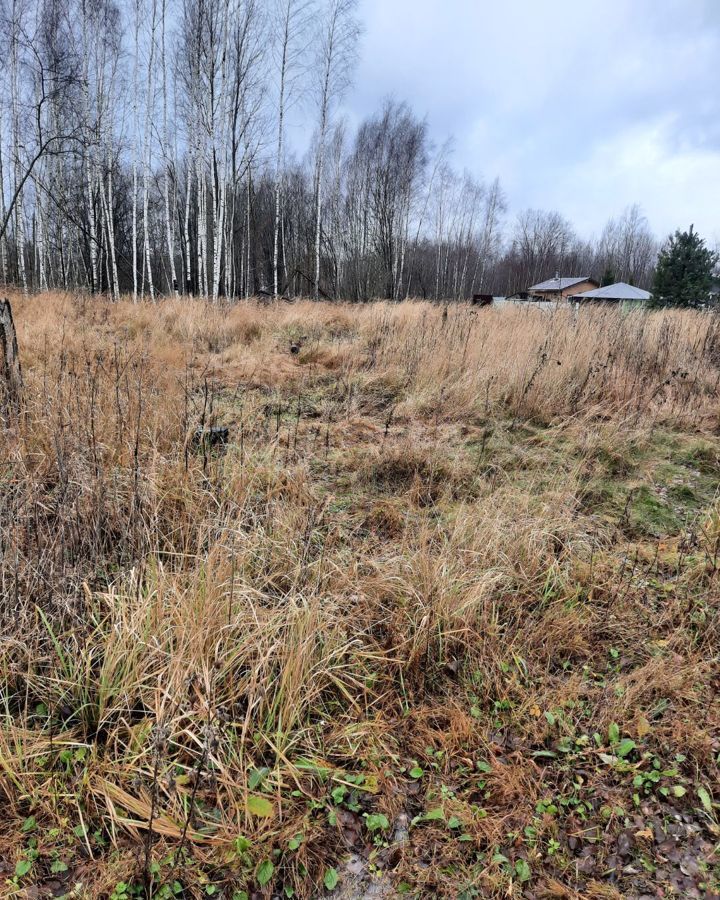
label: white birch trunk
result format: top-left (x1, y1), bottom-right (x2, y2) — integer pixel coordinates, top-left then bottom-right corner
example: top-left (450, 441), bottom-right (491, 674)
top-left (0, 140), bottom-right (7, 285)
top-left (183, 158), bottom-right (193, 294)
top-left (161, 0), bottom-right (178, 295)
top-left (272, 5), bottom-right (291, 300)
top-left (132, 0), bottom-right (141, 301)
top-left (142, 0), bottom-right (157, 301)
top-left (10, 2), bottom-right (27, 296)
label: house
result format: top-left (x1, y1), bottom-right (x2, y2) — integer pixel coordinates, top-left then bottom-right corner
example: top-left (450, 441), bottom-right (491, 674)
top-left (571, 282), bottom-right (651, 305)
top-left (528, 276), bottom-right (599, 302)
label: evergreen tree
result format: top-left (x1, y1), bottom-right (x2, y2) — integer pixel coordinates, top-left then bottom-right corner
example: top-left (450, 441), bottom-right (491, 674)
top-left (600, 266), bottom-right (616, 287)
top-left (650, 225), bottom-right (719, 308)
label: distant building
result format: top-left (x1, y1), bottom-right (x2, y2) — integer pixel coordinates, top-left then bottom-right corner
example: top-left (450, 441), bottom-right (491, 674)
top-left (528, 276), bottom-right (599, 301)
top-left (572, 282), bottom-right (651, 305)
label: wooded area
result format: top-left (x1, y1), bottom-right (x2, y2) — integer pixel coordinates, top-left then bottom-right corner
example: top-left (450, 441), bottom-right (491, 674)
top-left (0, 0), bottom-right (663, 301)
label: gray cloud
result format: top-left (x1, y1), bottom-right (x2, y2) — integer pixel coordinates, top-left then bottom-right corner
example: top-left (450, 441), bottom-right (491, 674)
top-left (341, 0), bottom-right (720, 242)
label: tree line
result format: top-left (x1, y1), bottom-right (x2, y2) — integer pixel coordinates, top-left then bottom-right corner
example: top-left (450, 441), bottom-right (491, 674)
top-left (0, 0), bottom-right (714, 303)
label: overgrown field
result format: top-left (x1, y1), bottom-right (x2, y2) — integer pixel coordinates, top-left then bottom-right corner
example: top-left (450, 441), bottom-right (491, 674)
top-left (1, 294), bottom-right (720, 899)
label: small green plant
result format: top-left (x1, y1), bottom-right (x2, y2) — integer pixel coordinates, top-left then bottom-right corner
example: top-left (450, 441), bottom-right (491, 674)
top-left (631, 754), bottom-right (685, 802)
top-left (364, 812), bottom-right (390, 832)
top-left (288, 832), bottom-right (305, 851)
top-left (323, 867), bottom-right (339, 890)
top-left (256, 859), bottom-right (274, 887)
top-left (110, 883), bottom-right (144, 900)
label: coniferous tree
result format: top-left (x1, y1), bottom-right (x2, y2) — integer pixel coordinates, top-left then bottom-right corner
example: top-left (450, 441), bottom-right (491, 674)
top-left (650, 225), bottom-right (718, 308)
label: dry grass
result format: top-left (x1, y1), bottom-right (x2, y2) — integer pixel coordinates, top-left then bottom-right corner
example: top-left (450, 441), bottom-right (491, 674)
top-left (1, 292), bottom-right (719, 899)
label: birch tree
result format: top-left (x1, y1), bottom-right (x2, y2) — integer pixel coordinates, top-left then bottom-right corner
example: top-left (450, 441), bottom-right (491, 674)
top-left (10, 0), bottom-right (28, 293)
top-left (471, 176), bottom-right (506, 294)
top-left (131, 0), bottom-right (141, 300)
top-left (271, 0), bottom-right (313, 298)
top-left (0, 136), bottom-right (7, 283)
top-left (160, 0), bottom-right (179, 295)
top-left (141, 0), bottom-right (158, 300)
top-left (310, 0), bottom-right (359, 300)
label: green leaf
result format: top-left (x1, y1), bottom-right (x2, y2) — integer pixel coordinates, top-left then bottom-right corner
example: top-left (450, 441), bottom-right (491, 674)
top-left (234, 836), bottom-right (251, 853)
top-left (324, 867), bottom-right (339, 891)
top-left (248, 767), bottom-right (270, 791)
top-left (608, 722), bottom-right (620, 744)
top-left (247, 795), bottom-right (273, 817)
top-left (256, 859), bottom-right (274, 887)
top-left (447, 816), bottom-right (461, 829)
top-left (671, 785), bottom-right (686, 798)
top-left (616, 739), bottom-right (636, 759)
top-left (15, 859), bottom-right (33, 878)
top-left (21, 816), bottom-right (37, 833)
top-left (288, 833), bottom-right (304, 851)
top-left (544, 711), bottom-right (555, 726)
top-left (50, 860), bottom-right (69, 874)
top-left (364, 813), bottom-right (389, 832)
top-left (331, 785), bottom-right (347, 804)
top-left (408, 766), bottom-right (424, 779)
top-left (698, 786), bottom-right (713, 813)
top-left (205, 887), bottom-right (217, 896)
top-left (232, 893), bottom-right (249, 900)
top-left (515, 858), bottom-right (531, 882)
top-left (424, 807), bottom-right (444, 821)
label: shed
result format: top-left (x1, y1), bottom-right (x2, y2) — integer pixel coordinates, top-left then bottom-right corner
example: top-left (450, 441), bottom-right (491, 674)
top-left (572, 282), bottom-right (651, 304)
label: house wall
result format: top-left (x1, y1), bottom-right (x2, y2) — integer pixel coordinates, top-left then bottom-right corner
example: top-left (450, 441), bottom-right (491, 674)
top-left (534, 280), bottom-right (598, 302)
top-left (561, 280), bottom-right (596, 298)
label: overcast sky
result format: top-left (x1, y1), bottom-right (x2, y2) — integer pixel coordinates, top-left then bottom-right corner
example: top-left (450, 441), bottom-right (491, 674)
top-left (337, 0), bottom-right (720, 244)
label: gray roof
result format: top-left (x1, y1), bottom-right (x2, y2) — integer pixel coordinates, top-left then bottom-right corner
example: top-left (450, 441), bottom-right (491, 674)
top-left (529, 276), bottom-right (593, 292)
top-left (573, 282), bottom-right (651, 301)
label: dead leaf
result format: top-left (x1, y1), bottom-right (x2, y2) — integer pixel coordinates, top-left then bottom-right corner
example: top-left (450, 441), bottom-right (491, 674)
top-left (636, 716), bottom-right (651, 738)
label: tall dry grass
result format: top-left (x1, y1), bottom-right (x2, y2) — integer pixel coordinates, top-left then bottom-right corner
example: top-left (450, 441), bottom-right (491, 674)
top-left (1, 292), bottom-right (719, 898)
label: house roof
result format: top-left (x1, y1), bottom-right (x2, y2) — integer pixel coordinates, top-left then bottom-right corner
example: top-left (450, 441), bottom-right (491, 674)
top-left (573, 282), bottom-right (651, 301)
top-left (529, 276), bottom-right (595, 292)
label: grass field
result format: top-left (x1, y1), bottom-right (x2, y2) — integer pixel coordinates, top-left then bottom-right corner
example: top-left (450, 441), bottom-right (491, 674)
top-left (1, 293), bottom-right (719, 899)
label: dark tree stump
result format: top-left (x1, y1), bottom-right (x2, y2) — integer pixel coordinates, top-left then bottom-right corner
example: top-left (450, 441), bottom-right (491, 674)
top-left (0, 298), bottom-right (22, 415)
